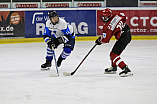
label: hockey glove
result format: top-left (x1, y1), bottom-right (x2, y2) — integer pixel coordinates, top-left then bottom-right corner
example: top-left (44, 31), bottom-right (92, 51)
top-left (57, 36), bottom-right (69, 44)
top-left (46, 39), bottom-right (55, 50)
top-left (95, 36), bottom-right (102, 45)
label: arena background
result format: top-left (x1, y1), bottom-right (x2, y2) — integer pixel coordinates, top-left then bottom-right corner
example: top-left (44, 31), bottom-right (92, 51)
top-left (0, 0), bottom-right (157, 44)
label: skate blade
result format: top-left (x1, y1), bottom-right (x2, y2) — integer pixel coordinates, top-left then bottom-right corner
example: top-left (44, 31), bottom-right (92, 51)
top-left (120, 72), bottom-right (133, 77)
top-left (49, 73), bottom-right (59, 77)
top-left (63, 72), bottom-right (71, 76)
top-left (41, 67), bottom-right (51, 71)
top-left (104, 71), bottom-right (116, 74)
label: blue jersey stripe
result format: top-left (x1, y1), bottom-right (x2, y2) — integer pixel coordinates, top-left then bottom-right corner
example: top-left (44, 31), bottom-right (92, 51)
top-left (61, 26), bottom-right (72, 36)
top-left (43, 27), bottom-right (52, 37)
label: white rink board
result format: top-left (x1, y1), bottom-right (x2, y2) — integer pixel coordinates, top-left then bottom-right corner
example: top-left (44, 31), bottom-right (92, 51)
top-left (0, 7), bottom-right (157, 11)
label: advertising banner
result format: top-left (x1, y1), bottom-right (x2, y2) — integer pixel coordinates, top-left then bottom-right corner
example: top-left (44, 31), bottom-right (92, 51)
top-left (0, 3), bottom-right (10, 8)
top-left (74, 1), bottom-right (104, 7)
top-left (140, 1), bottom-right (157, 7)
top-left (12, 2), bottom-right (40, 8)
top-left (97, 10), bottom-right (157, 35)
top-left (42, 2), bottom-right (71, 8)
top-left (0, 11), bottom-right (25, 38)
top-left (25, 10), bottom-right (96, 38)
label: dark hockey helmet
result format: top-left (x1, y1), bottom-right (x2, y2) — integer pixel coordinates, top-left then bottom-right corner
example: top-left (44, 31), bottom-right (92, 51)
top-left (48, 10), bottom-right (59, 18)
top-left (48, 10), bottom-right (59, 25)
top-left (100, 8), bottom-right (113, 22)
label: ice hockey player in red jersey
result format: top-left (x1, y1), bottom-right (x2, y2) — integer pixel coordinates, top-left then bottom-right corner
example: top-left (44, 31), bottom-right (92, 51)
top-left (95, 8), bottom-right (133, 77)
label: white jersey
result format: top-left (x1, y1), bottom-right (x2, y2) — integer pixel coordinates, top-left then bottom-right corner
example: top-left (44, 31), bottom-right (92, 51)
top-left (45, 17), bottom-right (73, 38)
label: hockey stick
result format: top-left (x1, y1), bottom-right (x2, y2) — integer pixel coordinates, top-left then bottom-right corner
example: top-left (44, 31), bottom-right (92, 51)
top-left (49, 50), bottom-right (59, 77)
top-left (63, 44), bottom-right (97, 76)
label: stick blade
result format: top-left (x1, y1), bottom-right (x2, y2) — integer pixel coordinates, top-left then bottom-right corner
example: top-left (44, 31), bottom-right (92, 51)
top-left (63, 72), bottom-right (71, 76)
top-left (49, 73), bottom-right (59, 77)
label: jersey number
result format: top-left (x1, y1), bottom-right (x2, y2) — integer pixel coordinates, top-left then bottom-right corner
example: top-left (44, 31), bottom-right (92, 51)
top-left (66, 31), bottom-right (71, 35)
top-left (116, 21), bottom-right (124, 30)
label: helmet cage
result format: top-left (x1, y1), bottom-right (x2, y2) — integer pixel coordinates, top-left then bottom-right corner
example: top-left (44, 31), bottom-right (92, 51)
top-left (100, 8), bottom-right (113, 22)
top-left (48, 10), bottom-right (59, 25)
top-left (100, 15), bottom-right (110, 22)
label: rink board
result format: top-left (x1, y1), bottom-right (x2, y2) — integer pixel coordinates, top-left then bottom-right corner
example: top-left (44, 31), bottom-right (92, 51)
top-left (0, 7), bottom-right (157, 44)
top-left (0, 7), bottom-right (157, 38)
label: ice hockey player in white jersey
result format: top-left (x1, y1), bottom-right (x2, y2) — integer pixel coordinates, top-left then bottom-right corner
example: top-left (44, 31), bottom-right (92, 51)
top-left (41, 10), bottom-right (75, 70)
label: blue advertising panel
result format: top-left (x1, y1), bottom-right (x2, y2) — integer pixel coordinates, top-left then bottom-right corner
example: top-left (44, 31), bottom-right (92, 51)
top-left (25, 10), bottom-right (96, 38)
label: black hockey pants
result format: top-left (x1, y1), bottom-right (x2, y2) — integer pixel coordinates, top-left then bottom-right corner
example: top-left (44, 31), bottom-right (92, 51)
top-left (111, 24), bottom-right (132, 55)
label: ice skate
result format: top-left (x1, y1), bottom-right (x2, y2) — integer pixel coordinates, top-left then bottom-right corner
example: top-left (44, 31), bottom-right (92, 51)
top-left (41, 58), bottom-right (51, 70)
top-left (104, 66), bottom-right (117, 74)
top-left (119, 65), bottom-right (133, 77)
top-left (57, 56), bottom-right (64, 67)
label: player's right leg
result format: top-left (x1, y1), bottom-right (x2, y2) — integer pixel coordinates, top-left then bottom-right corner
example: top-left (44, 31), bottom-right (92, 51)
top-left (119, 65), bottom-right (133, 77)
top-left (57, 36), bottom-right (75, 67)
top-left (104, 31), bottom-right (132, 76)
top-left (41, 47), bottom-right (53, 70)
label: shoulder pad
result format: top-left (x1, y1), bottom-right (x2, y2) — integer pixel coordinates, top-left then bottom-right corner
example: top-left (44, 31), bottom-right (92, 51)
top-left (46, 20), bottom-right (51, 27)
top-left (58, 18), bottom-right (67, 30)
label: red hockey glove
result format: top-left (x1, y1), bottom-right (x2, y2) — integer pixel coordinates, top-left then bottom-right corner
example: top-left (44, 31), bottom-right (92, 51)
top-left (95, 36), bottom-right (102, 45)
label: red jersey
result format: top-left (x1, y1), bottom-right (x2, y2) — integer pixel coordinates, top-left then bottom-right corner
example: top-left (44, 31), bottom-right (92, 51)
top-left (100, 13), bottom-right (127, 43)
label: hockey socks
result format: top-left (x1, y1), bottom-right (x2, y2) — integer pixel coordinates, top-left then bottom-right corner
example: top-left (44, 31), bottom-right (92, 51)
top-left (104, 52), bottom-right (133, 77)
top-left (60, 47), bottom-right (71, 59)
top-left (41, 47), bottom-right (53, 70)
top-left (46, 47), bottom-right (54, 61)
top-left (110, 52), bottom-right (126, 69)
top-left (57, 47), bottom-right (71, 67)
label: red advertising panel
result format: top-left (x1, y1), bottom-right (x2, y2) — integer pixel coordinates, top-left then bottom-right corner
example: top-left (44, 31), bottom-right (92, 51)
top-left (140, 1), bottom-right (157, 7)
top-left (15, 3), bottom-right (38, 8)
top-left (12, 2), bottom-right (40, 8)
top-left (77, 3), bottom-right (101, 7)
top-left (0, 4), bottom-right (8, 8)
top-left (45, 3), bottom-right (69, 8)
top-left (140, 2), bottom-right (157, 6)
top-left (97, 10), bottom-right (157, 35)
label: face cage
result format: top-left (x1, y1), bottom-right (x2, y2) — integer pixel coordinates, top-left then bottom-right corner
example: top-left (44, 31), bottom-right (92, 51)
top-left (100, 15), bottom-right (109, 22)
top-left (50, 16), bottom-right (59, 25)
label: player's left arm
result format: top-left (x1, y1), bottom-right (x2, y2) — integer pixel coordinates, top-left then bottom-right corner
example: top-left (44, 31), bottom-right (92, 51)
top-left (114, 17), bottom-right (127, 39)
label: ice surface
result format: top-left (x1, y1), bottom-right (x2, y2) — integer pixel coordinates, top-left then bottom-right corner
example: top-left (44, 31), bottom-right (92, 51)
top-left (0, 40), bottom-right (157, 104)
